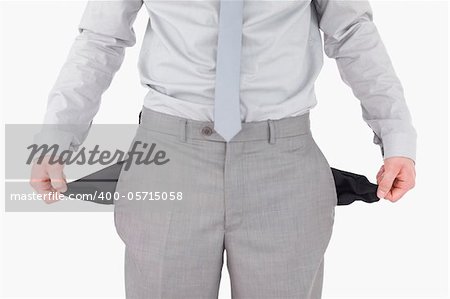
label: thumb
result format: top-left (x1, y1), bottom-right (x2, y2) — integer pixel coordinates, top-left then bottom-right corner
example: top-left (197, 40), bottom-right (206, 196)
top-left (377, 168), bottom-right (397, 199)
top-left (47, 166), bottom-right (67, 193)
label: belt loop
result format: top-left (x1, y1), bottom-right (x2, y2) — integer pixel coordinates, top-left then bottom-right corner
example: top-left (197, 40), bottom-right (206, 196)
top-left (179, 119), bottom-right (187, 143)
top-left (268, 119), bottom-right (276, 144)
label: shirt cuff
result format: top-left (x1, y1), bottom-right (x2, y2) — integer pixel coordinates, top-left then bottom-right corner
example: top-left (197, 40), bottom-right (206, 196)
top-left (374, 131), bottom-right (417, 165)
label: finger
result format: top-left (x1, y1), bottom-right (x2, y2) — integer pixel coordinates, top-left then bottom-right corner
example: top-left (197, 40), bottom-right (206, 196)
top-left (37, 183), bottom-right (61, 204)
top-left (42, 190), bottom-right (61, 204)
top-left (29, 161), bottom-right (63, 203)
top-left (48, 167), bottom-right (67, 193)
top-left (30, 167), bottom-right (54, 195)
top-left (377, 168), bottom-right (399, 199)
top-left (385, 184), bottom-right (409, 202)
top-left (29, 182), bottom-right (58, 203)
top-left (376, 166), bottom-right (385, 184)
top-left (377, 165), bottom-right (385, 175)
top-left (384, 170), bottom-right (415, 202)
top-left (32, 180), bottom-right (60, 201)
top-left (30, 178), bottom-right (52, 193)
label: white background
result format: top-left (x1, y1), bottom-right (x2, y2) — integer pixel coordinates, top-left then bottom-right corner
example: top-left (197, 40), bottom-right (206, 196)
top-left (0, 1), bottom-right (448, 298)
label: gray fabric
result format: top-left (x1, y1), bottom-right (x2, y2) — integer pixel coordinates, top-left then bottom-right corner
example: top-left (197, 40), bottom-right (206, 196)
top-left (114, 106), bottom-right (337, 298)
top-left (36, 0), bottom-right (417, 164)
top-left (38, 0), bottom-right (417, 163)
top-left (213, 0), bottom-right (244, 142)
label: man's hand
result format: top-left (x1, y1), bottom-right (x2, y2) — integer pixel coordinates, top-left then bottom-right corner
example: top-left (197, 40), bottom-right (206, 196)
top-left (376, 157), bottom-right (416, 202)
top-left (30, 155), bottom-right (67, 204)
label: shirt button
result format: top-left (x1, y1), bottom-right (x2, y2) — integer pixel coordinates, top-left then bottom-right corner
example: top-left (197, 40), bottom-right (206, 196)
top-left (201, 126), bottom-right (213, 136)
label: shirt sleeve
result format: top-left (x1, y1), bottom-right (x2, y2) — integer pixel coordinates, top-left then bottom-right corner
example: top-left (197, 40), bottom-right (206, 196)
top-left (312, 0), bottom-right (417, 164)
top-left (35, 0), bottom-right (143, 154)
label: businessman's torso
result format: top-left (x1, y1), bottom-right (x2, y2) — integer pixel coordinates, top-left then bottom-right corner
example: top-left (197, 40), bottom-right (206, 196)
top-left (139, 0), bottom-right (322, 121)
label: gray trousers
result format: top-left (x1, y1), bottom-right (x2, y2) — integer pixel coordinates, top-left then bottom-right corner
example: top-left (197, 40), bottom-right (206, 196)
top-left (114, 106), bottom-right (337, 299)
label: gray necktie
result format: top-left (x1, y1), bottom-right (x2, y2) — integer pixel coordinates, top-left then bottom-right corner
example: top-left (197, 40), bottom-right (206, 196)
top-left (213, 0), bottom-right (244, 142)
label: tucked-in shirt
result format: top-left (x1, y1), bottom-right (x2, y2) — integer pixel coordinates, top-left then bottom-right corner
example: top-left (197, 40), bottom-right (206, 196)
top-left (41, 0), bottom-right (417, 162)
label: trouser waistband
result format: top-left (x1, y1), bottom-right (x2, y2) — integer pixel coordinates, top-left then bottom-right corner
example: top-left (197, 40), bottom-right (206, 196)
top-left (138, 106), bottom-right (311, 143)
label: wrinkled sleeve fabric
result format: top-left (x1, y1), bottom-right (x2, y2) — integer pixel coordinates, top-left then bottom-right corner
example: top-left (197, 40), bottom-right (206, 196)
top-left (312, 0), bottom-right (417, 163)
top-left (35, 1), bottom-right (143, 153)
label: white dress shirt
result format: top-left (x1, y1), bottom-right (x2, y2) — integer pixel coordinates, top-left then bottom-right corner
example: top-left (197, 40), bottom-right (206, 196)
top-left (41, 0), bottom-right (417, 162)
